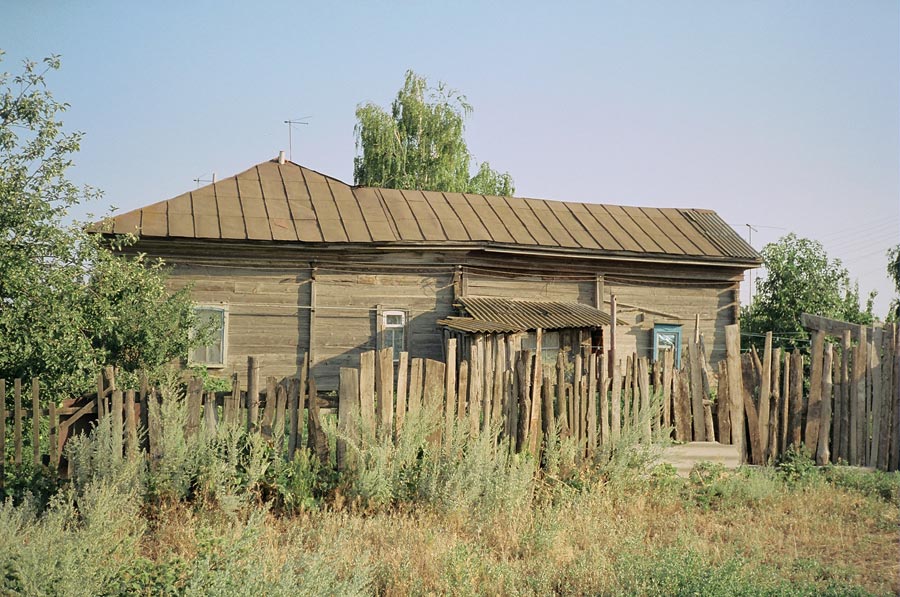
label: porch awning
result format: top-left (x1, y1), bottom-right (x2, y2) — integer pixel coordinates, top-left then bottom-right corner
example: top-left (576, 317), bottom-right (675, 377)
top-left (439, 297), bottom-right (625, 334)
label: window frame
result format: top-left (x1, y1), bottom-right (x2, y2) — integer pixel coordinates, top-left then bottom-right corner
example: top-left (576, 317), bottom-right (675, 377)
top-left (652, 323), bottom-right (682, 367)
top-left (188, 304), bottom-right (228, 369)
top-left (380, 309), bottom-right (408, 358)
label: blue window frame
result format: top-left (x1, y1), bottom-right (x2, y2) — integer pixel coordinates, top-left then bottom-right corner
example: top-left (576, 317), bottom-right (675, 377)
top-left (652, 324), bottom-right (682, 367)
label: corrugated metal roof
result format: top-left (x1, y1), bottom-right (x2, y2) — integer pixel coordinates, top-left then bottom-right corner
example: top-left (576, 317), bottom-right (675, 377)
top-left (440, 297), bottom-right (623, 333)
top-left (437, 317), bottom-right (522, 334)
top-left (103, 158), bottom-right (761, 265)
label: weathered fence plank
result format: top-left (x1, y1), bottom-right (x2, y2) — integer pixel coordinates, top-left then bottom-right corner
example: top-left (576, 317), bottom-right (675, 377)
top-left (423, 359), bottom-right (445, 445)
top-left (687, 338), bottom-right (706, 441)
top-left (337, 367), bottom-right (359, 471)
top-left (376, 347), bottom-right (394, 439)
top-left (126, 389), bottom-right (138, 458)
top-left (816, 344), bottom-right (833, 465)
top-left (261, 376), bottom-right (277, 439)
top-left (725, 324), bottom-right (745, 461)
top-left (396, 351), bottom-right (409, 436)
top-left (445, 338), bottom-right (457, 433)
top-left (32, 379), bottom-right (41, 467)
top-left (306, 377), bottom-right (329, 464)
top-left (717, 361), bottom-right (730, 444)
top-left (247, 357), bottom-right (260, 433)
top-left (805, 330), bottom-right (825, 457)
top-left (359, 351), bottom-right (376, 441)
top-left (759, 332), bottom-right (772, 459)
top-left (638, 356), bottom-right (651, 444)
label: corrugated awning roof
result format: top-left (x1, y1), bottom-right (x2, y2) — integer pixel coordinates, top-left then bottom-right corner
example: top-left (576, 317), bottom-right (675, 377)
top-left (438, 297), bottom-right (626, 334)
top-left (99, 158), bottom-right (761, 266)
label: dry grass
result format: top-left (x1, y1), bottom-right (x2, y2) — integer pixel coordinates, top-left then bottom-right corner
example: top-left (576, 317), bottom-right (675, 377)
top-left (138, 470), bottom-right (898, 596)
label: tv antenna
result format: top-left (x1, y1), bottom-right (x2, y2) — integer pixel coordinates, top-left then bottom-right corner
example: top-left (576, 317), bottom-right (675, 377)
top-left (283, 117), bottom-right (310, 161)
top-left (193, 172), bottom-right (217, 188)
top-left (743, 223), bottom-right (786, 306)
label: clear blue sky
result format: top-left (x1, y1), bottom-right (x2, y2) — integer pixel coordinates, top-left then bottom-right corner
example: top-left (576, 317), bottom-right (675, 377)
top-left (3, 1), bottom-right (898, 315)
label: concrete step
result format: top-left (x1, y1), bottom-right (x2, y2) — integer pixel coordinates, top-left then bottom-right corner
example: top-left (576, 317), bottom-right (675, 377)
top-left (658, 441), bottom-right (741, 477)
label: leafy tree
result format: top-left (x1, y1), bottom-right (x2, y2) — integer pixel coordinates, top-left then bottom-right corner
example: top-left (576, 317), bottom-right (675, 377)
top-left (354, 70), bottom-right (514, 195)
top-left (0, 52), bottom-right (196, 400)
top-left (741, 233), bottom-right (875, 350)
top-left (887, 244), bottom-right (900, 322)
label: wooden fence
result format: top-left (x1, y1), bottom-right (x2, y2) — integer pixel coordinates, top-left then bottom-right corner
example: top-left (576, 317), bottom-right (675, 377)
top-left (2, 322), bottom-right (898, 490)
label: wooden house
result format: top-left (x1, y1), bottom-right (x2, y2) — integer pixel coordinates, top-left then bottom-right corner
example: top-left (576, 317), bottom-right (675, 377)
top-left (106, 154), bottom-right (761, 390)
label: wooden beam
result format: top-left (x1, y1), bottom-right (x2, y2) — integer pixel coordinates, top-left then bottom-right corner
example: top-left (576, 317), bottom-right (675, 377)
top-left (800, 312), bottom-right (878, 341)
top-left (725, 324), bottom-right (745, 461)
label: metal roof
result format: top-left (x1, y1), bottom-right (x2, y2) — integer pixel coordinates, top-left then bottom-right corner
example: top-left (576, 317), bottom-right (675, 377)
top-left (102, 158), bottom-right (761, 265)
top-left (438, 297), bottom-right (624, 333)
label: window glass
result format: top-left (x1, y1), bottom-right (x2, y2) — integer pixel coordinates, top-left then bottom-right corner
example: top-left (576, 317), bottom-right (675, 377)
top-left (652, 324), bottom-right (682, 367)
top-left (382, 311), bottom-right (406, 355)
top-left (190, 307), bottom-right (226, 366)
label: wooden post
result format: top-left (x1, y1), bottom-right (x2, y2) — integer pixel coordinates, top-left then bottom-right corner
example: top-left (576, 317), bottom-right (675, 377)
top-left (662, 350), bottom-right (674, 432)
top-left (445, 338), bottom-right (457, 432)
top-left (599, 352), bottom-right (609, 448)
top-left (716, 361), bottom-right (730, 444)
top-left (423, 359), bottom-right (446, 445)
top-left (273, 382), bottom-right (287, 449)
top-left (287, 377), bottom-right (301, 459)
top-left (337, 367), bottom-right (359, 471)
top-left (869, 332), bottom-right (883, 467)
top-left (830, 346), bottom-right (842, 464)
top-left (724, 325), bottom-right (745, 461)
top-left (622, 355), bottom-right (631, 433)
top-left (741, 354), bottom-right (762, 464)
top-left (610, 358), bottom-right (622, 444)
top-left (855, 327), bottom-right (868, 464)
top-left (790, 350), bottom-right (803, 450)
top-left (47, 399), bottom-right (57, 473)
top-left (225, 374), bottom-right (239, 426)
top-left (261, 376), bottom-right (277, 439)
top-left (457, 360), bottom-right (469, 424)
top-left (139, 372), bottom-right (149, 451)
top-left (468, 340), bottom-right (481, 434)
top-left (110, 388), bottom-right (124, 461)
top-left (687, 338), bottom-right (706, 441)
top-left (359, 350), bottom-right (377, 441)
top-left (608, 294), bottom-right (617, 377)
top-left (849, 343), bottom-right (861, 465)
top-left (515, 353), bottom-right (531, 452)
top-left (147, 387), bottom-right (162, 468)
top-left (528, 331), bottom-right (544, 451)
top-left (481, 335), bottom-right (493, 431)
top-left (306, 377), bottom-right (328, 464)
top-left (676, 369), bottom-right (692, 441)
top-left (396, 352), bottom-right (409, 435)
top-left (816, 344), bottom-right (834, 465)
top-left (492, 337), bottom-right (505, 430)
top-left (805, 330), bottom-right (825, 457)
top-left (0, 380), bottom-right (5, 488)
top-left (376, 347), bottom-right (394, 439)
top-left (185, 378), bottom-right (202, 439)
top-left (890, 327), bottom-right (900, 471)
top-left (638, 356), bottom-right (651, 444)
top-left (246, 357), bottom-right (260, 433)
top-left (125, 389), bottom-right (138, 459)
top-left (528, 350), bottom-right (543, 456)
top-left (574, 348), bottom-right (584, 444)
top-left (13, 379), bottom-right (22, 466)
top-left (839, 330), bottom-right (851, 462)
top-left (556, 350), bottom-right (569, 437)
top-left (781, 349), bottom-right (791, 454)
top-left (769, 348), bottom-right (782, 460)
top-left (877, 328), bottom-right (894, 470)
top-left (758, 332), bottom-right (773, 459)
top-left (204, 391), bottom-right (218, 434)
top-left (31, 379), bottom-right (41, 468)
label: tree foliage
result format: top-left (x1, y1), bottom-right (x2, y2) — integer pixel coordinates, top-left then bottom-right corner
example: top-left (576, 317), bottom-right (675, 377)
top-left (887, 244), bottom-right (900, 322)
top-left (0, 52), bottom-right (196, 399)
top-left (354, 70), bottom-right (514, 196)
top-left (741, 233), bottom-right (875, 349)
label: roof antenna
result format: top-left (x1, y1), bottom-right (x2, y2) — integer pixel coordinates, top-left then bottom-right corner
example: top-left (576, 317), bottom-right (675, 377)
top-left (193, 173), bottom-right (215, 188)
top-left (283, 117), bottom-right (310, 162)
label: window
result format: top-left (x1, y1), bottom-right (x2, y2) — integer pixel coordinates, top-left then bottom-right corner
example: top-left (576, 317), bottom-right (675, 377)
top-left (652, 324), bottom-right (682, 367)
top-left (189, 306), bottom-right (227, 367)
top-left (382, 310), bottom-right (406, 356)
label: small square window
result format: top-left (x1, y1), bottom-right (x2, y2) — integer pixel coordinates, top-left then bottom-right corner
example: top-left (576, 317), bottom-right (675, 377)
top-left (190, 306), bottom-right (227, 367)
top-left (382, 310), bottom-right (406, 356)
top-left (653, 324), bottom-right (682, 367)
